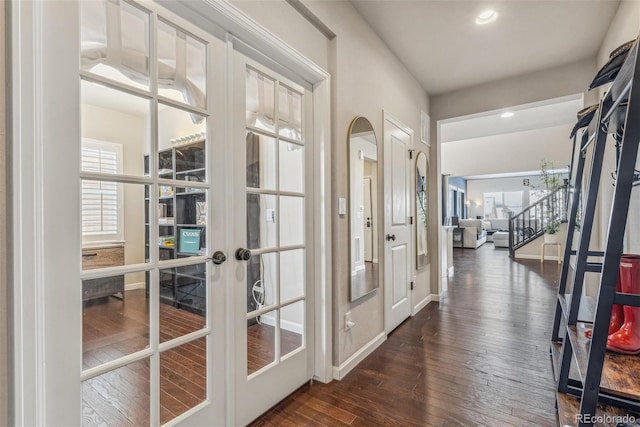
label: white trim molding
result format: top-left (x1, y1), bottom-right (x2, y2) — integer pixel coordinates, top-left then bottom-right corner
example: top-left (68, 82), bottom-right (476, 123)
top-left (332, 332), bottom-right (386, 381)
top-left (413, 293), bottom-right (439, 315)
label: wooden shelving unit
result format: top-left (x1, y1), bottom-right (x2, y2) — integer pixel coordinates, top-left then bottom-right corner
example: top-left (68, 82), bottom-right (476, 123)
top-left (550, 37), bottom-right (640, 426)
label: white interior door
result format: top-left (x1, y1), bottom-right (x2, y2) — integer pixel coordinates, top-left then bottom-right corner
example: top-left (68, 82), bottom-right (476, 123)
top-left (13, 1), bottom-right (228, 425)
top-left (383, 112), bottom-right (413, 333)
top-left (232, 52), bottom-right (315, 425)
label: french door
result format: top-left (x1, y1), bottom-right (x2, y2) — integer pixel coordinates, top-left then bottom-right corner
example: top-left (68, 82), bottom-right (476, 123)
top-left (232, 53), bottom-right (315, 426)
top-left (10, 1), bottom-right (316, 425)
top-left (77, 2), bottom-right (227, 425)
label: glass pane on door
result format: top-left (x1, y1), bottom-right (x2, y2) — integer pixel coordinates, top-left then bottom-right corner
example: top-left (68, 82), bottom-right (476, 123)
top-left (243, 64), bottom-right (307, 384)
top-left (280, 301), bottom-right (304, 358)
top-left (79, 2), bottom-right (216, 425)
top-left (80, 0), bottom-right (151, 90)
top-left (83, 272), bottom-right (150, 370)
top-left (159, 263), bottom-right (207, 343)
top-left (160, 337), bottom-right (207, 423)
top-left (247, 313), bottom-right (276, 375)
top-left (82, 359), bottom-right (150, 427)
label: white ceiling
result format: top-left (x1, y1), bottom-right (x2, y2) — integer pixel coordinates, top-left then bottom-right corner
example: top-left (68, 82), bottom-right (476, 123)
top-left (440, 94), bottom-right (583, 143)
top-left (351, 0), bottom-right (620, 95)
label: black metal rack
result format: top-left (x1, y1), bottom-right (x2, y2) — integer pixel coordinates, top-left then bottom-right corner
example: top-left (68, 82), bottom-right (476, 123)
top-left (551, 38), bottom-right (640, 426)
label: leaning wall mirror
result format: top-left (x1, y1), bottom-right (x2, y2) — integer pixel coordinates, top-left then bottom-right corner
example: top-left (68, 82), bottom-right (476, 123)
top-left (416, 152), bottom-right (429, 269)
top-left (349, 116), bottom-right (380, 302)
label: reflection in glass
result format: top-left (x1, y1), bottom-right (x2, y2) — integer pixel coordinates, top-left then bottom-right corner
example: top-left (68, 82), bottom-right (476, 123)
top-left (348, 117), bottom-right (380, 301)
top-left (278, 84), bottom-right (303, 141)
top-left (82, 358), bottom-right (150, 426)
top-left (246, 132), bottom-right (277, 191)
top-left (280, 301), bottom-right (304, 358)
top-left (82, 276), bottom-right (149, 371)
top-left (279, 196), bottom-right (304, 247)
top-left (81, 182), bottom-right (148, 265)
top-left (416, 152), bottom-right (429, 269)
top-left (279, 141), bottom-right (304, 193)
top-left (157, 20), bottom-right (207, 109)
top-left (247, 194), bottom-right (277, 250)
top-left (81, 80), bottom-right (151, 178)
top-left (247, 313), bottom-right (276, 376)
top-left (247, 252), bottom-right (277, 314)
top-left (246, 68), bottom-right (276, 132)
top-left (159, 264), bottom-right (207, 343)
top-left (279, 250), bottom-right (304, 302)
top-left (160, 338), bottom-right (206, 424)
top-left (80, 0), bottom-right (151, 90)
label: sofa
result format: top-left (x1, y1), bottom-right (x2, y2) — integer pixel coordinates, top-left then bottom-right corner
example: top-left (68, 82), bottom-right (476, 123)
top-left (457, 219), bottom-right (487, 249)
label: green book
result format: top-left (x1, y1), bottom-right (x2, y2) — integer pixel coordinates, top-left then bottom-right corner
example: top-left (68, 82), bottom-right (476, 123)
top-left (179, 229), bottom-right (201, 255)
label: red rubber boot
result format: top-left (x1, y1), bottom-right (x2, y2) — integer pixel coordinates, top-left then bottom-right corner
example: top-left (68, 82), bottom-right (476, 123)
top-left (584, 275), bottom-right (624, 339)
top-left (607, 255), bottom-right (640, 354)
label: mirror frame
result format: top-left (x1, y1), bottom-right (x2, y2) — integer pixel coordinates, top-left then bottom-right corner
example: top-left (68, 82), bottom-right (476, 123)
top-left (348, 116), bottom-right (380, 302)
top-left (415, 152), bottom-right (429, 269)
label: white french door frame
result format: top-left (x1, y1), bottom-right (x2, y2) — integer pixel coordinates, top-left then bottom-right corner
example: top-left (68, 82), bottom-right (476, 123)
top-left (9, 0), bottom-right (332, 424)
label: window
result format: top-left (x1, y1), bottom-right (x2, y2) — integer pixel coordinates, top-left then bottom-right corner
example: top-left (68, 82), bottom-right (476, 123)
top-left (81, 139), bottom-right (123, 242)
top-left (483, 191), bottom-right (523, 218)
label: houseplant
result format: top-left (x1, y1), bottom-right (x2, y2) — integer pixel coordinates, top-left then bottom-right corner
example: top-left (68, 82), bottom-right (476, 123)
top-left (544, 218), bottom-right (562, 243)
top-left (533, 159), bottom-right (566, 243)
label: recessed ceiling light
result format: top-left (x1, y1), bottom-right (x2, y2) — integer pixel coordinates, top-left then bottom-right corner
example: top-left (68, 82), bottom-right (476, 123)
top-left (501, 111), bottom-right (514, 118)
top-left (476, 10), bottom-right (498, 25)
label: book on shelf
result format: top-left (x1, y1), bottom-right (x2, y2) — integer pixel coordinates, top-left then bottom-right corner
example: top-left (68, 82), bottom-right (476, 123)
top-left (179, 229), bottom-right (201, 255)
top-left (159, 236), bottom-right (175, 247)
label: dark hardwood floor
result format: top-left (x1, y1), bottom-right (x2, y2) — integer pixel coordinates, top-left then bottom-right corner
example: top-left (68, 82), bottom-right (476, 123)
top-left (251, 245), bottom-right (562, 426)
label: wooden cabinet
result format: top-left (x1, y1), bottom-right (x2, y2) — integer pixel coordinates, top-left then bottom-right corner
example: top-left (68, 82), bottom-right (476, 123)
top-left (82, 246), bottom-right (125, 301)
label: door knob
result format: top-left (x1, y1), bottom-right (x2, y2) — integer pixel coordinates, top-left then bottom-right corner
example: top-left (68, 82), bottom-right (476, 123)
top-left (386, 234), bottom-right (396, 241)
top-left (235, 248), bottom-right (252, 261)
top-left (209, 251), bottom-right (227, 265)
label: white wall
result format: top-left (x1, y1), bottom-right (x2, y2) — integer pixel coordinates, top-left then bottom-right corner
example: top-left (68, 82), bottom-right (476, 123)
top-left (157, 106), bottom-right (206, 151)
top-left (234, 0), bottom-right (432, 369)
top-left (442, 124), bottom-right (573, 177)
top-left (82, 103), bottom-right (148, 287)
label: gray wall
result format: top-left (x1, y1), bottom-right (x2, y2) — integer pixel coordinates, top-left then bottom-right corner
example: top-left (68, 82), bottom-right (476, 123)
top-left (233, 0), bottom-right (431, 368)
top-left (590, 1), bottom-right (640, 296)
top-left (1, 0), bottom-right (7, 423)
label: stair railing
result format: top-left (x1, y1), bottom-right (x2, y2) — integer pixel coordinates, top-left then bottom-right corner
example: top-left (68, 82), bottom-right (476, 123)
top-left (508, 184), bottom-right (568, 258)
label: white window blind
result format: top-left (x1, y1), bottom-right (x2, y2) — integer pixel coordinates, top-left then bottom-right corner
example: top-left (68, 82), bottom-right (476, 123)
top-left (81, 140), bottom-right (122, 238)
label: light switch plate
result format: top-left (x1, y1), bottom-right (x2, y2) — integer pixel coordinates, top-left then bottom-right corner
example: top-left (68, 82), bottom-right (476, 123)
top-left (338, 197), bottom-right (347, 215)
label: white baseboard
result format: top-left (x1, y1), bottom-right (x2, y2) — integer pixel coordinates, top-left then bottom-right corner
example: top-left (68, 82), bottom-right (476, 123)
top-left (515, 254), bottom-right (562, 262)
top-left (254, 312), bottom-right (303, 334)
top-left (412, 293), bottom-right (438, 314)
top-left (125, 282), bottom-right (145, 291)
top-left (332, 331), bottom-right (386, 380)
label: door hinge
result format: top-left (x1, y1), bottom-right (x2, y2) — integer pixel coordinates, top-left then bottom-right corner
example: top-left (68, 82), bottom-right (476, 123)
top-left (408, 149), bottom-right (414, 159)
top-left (410, 216), bottom-right (413, 224)
top-left (410, 281), bottom-right (414, 290)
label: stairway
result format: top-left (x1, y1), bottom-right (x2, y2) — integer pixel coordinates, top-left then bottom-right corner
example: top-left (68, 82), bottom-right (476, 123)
top-left (508, 184), bottom-right (569, 258)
